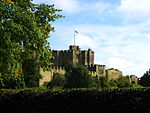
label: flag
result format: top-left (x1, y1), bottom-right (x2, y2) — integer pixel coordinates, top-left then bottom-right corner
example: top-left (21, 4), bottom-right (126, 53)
top-left (74, 30), bottom-right (78, 33)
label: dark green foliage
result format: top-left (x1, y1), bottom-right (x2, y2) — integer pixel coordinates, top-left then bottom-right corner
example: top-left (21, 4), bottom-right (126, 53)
top-left (90, 76), bottom-right (101, 88)
top-left (140, 70), bottom-right (150, 87)
top-left (46, 73), bottom-right (66, 89)
top-left (22, 59), bottom-right (41, 87)
top-left (1, 88), bottom-right (150, 113)
top-left (1, 76), bottom-right (25, 89)
top-left (98, 76), bottom-right (110, 88)
top-left (0, 0), bottom-right (63, 88)
top-left (114, 76), bottom-right (132, 88)
top-left (132, 84), bottom-right (143, 88)
top-left (64, 64), bottom-right (74, 72)
top-left (109, 79), bottom-right (117, 88)
top-left (65, 65), bottom-right (94, 88)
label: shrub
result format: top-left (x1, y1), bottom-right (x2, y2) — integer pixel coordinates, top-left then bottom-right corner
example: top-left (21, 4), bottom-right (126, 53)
top-left (109, 79), bottom-right (117, 88)
top-left (46, 73), bottom-right (66, 89)
top-left (140, 71), bottom-right (150, 87)
top-left (65, 65), bottom-right (94, 88)
top-left (1, 88), bottom-right (150, 113)
top-left (98, 76), bottom-right (110, 88)
top-left (115, 76), bottom-right (132, 88)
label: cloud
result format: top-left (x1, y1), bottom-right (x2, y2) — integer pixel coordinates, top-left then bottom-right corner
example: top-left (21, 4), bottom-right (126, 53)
top-left (33, 0), bottom-right (80, 14)
top-left (51, 0), bottom-right (81, 14)
top-left (84, 1), bottom-right (111, 14)
top-left (116, 0), bottom-right (150, 22)
top-left (73, 34), bottom-right (98, 49)
top-left (107, 57), bottom-right (135, 70)
top-left (33, 0), bottom-right (150, 22)
top-left (144, 33), bottom-right (150, 40)
top-left (33, 0), bottom-right (112, 15)
top-left (107, 57), bottom-right (149, 76)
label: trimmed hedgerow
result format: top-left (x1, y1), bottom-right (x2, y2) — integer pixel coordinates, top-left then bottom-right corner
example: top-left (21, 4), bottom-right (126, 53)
top-left (0, 88), bottom-right (150, 113)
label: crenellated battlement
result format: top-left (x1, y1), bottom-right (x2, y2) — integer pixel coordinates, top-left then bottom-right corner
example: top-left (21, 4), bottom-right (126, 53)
top-left (86, 64), bottom-right (106, 76)
top-left (69, 45), bottom-right (81, 50)
top-left (49, 66), bottom-right (65, 71)
top-left (107, 68), bottom-right (122, 73)
top-left (52, 50), bottom-right (71, 53)
top-left (89, 71), bottom-right (97, 76)
top-left (51, 45), bottom-right (94, 67)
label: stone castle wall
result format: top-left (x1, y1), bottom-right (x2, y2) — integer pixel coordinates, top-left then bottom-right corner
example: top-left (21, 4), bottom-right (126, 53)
top-left (39, 64), bottom-right (106, 86)
top-left (39, 67), bottom-right (138, 86)
top-left (87, 64), bottom-right (106, 76)
top-left (106, 68), bottom-right (123, 80)
top-left (39, 67), bottom-right (65, 86)
top-left (39, 65), bottom-right (106, 86)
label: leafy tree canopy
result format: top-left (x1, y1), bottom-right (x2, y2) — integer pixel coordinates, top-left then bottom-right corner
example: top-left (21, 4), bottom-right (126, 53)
top-left (0, 0), bottom-right (63, 88)
top-left (65, 65), bottom-right (94, 88)
top-left (140, 70), bottom-right (150, 87)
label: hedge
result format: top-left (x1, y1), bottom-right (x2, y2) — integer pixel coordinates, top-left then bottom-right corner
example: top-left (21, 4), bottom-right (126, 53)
top-left (0, 88), bottom-right (150, 113)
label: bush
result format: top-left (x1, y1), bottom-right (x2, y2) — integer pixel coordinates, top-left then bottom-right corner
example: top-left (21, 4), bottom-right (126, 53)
top-left (132, 84), bottom-right (143, 88)
top-left (109, 79), bottom-right (117, 88)
top-left (46, 73), bottom-right (66, 89)
top-left (65, 65), bottom-right (94, 88)
top-left (115, 76), bottom-right (132, 88)
top-left (90, 76), bottom-right (100, 88)
top-left (1, 88), bottom-right (150, 113)
top-left (98, 76), bottom-right (110, 88)
top-left (140, 71), bottom-right (150, 87)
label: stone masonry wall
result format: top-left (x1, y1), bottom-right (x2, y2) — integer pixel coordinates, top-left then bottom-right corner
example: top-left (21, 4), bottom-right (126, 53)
top-left (106, 68), bottom-right (123, 80)
top-left (39, 65), bottom-right (106, 86)
top-left (39, 67), bottom-right (66, 86)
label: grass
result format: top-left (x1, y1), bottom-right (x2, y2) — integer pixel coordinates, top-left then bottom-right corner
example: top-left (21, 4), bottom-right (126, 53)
top-left (132, 84), bottom-right (144, 88)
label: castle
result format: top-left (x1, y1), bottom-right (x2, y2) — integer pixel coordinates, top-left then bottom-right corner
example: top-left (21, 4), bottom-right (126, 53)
top-left (52, 45), bottom-right (106, 76)
top-left (39, 45), bottom-right (138, 86)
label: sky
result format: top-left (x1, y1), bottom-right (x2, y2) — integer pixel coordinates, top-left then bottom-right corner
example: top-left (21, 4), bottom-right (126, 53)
top-left (33, 0), bottom-right (150, 77)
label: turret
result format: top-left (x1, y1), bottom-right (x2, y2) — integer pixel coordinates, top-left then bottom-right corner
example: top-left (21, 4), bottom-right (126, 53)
top-left (69, 45), bottom-right (80, 51)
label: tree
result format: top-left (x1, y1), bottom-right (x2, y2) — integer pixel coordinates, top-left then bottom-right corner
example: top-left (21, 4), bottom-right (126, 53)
top-left (22, 59), bottom-right (41, 87)
top-left (65, 65), bottom-right (94, 88)
top-left (0, 0), bottom-right (63, 88)
top-left (140, 70), bottom-right (150, 87)
top-left (98, 76), bottom-right (110, 89)
top-left (46, 73), bottom-right (66, 89)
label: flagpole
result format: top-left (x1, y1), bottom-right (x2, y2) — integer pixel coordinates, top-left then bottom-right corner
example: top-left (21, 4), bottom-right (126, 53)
top-left (74, 30), bottom-right (75, 45)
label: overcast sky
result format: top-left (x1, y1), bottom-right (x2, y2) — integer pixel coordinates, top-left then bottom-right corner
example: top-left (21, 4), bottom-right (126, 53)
top-left (33, 0), bottom-right (150, 77)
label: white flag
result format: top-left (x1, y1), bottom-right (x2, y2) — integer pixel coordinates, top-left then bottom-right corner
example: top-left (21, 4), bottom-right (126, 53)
top-left (74, 30), bottom-right (78, 33)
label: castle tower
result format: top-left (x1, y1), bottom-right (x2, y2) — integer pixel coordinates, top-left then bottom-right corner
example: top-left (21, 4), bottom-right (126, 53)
top-left (87, 48), bottom-right (94, 65)
top-left (52, 45), bottom-right (95, 67)
top-left (69, 45), bottom-right (81, 66)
